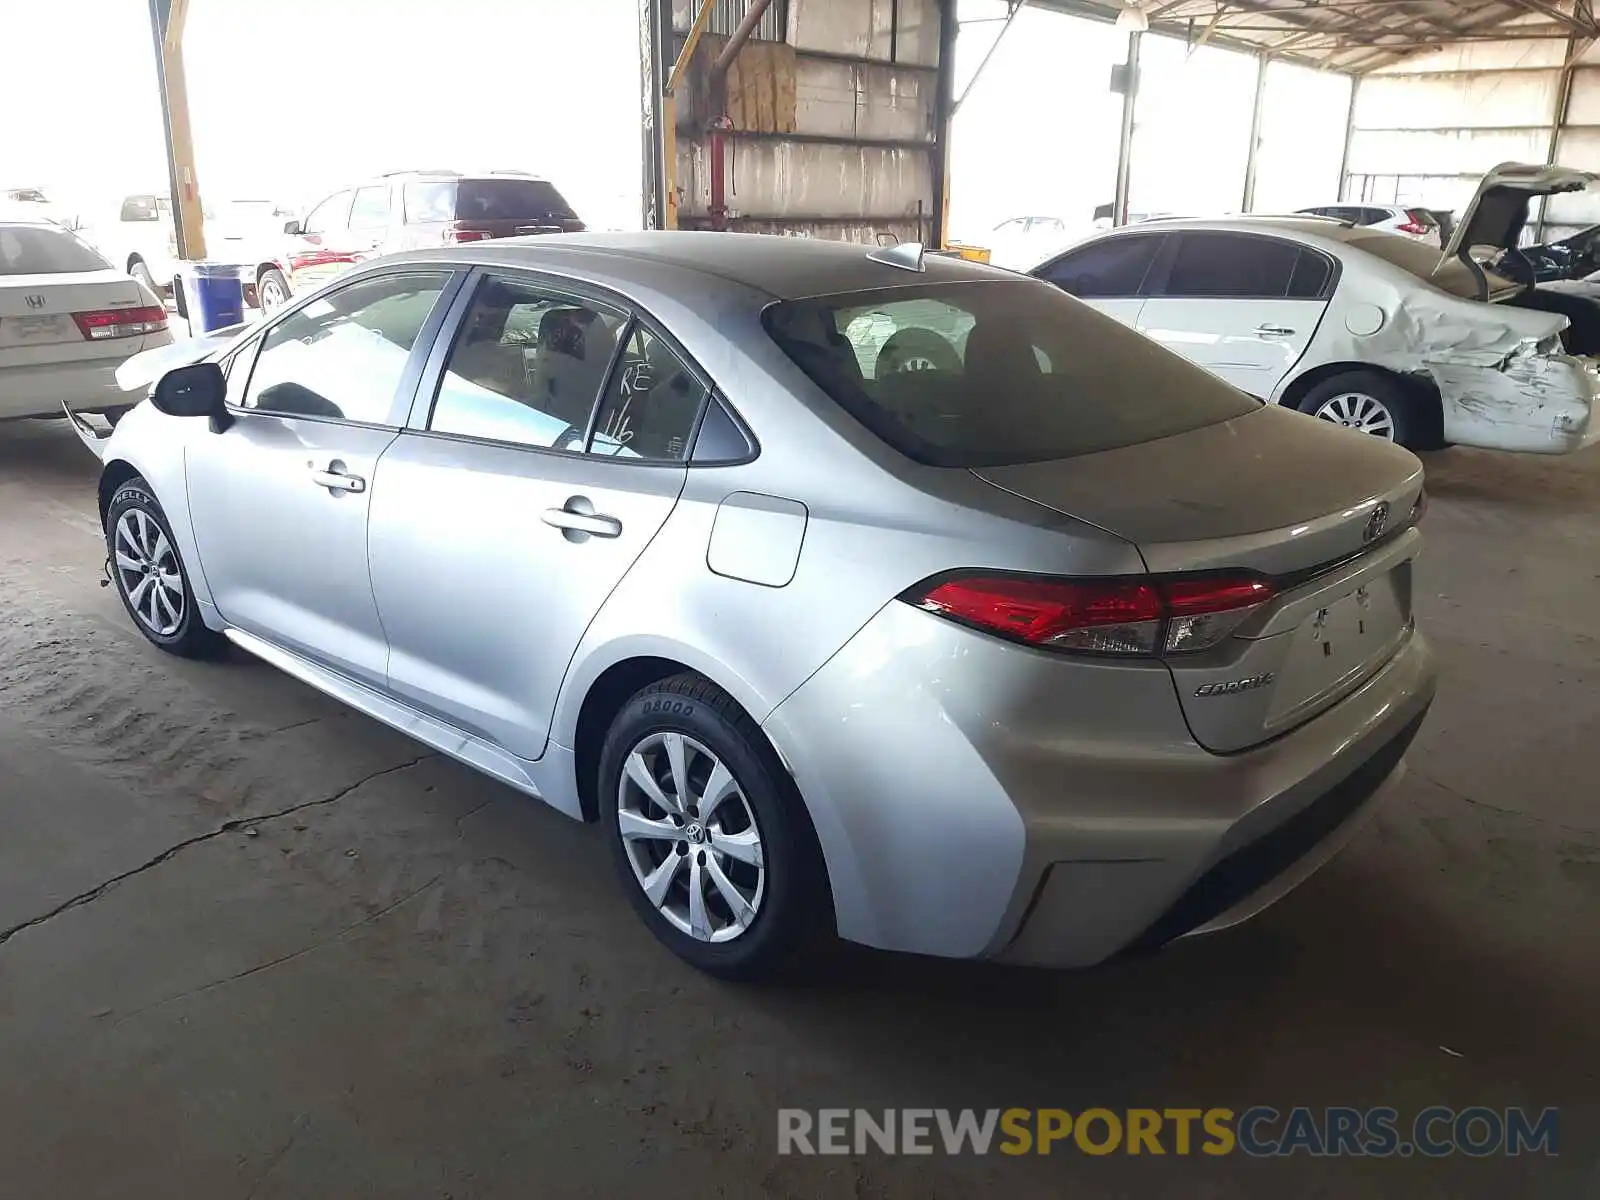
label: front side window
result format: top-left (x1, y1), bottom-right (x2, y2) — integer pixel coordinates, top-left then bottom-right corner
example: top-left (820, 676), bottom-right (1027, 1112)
top-left (428, 277), bottom-right (624, 451)
top-left (303, 191), bottom-right (353, 236)
top-left (1037, 235), bottom-right (1162, 299)
top-left (590, 324), bottom-right (709, 461)
top-left (242, 272), bottom-right (449, 423)
top-left (764, 279), bottom-right (1257, 467)
top-left (349, 186), bottom-right (392, 231)
top-left (1163, 233), bottom-right (1304, 298)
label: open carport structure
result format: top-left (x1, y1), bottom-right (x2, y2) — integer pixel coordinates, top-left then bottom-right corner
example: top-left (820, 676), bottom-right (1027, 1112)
top-left (636, 0), bottom-right (1600, 247)
top-left (0, 2), bottom-right (1597, 1197)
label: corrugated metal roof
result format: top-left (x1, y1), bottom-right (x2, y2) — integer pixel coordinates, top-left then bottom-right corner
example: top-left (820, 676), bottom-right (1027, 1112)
top-left (1030, 0), bottom-right (1598, 73)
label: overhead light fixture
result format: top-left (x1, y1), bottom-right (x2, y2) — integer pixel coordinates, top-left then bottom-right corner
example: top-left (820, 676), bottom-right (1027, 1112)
top-left (1116, 2), bottom-right (1149, 32)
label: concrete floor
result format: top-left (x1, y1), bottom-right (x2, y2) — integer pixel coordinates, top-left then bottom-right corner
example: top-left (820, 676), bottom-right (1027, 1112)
top-left (0, 418), bottom-right (1596, 1199)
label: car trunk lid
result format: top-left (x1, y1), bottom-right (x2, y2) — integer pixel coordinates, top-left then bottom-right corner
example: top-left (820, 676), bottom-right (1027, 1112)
top-left (972, 405), bottom-right (1426, 752)
top-left (0, 270), bottom-right (159, 365)
top-left (1434, 162), bottom-right (1597, 291)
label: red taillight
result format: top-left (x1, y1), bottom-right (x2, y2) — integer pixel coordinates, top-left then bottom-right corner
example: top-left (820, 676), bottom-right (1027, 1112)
top-left (72, 305), bottom-right (168, 340)
top-left (443, 227), bottom-right (493, 243)
top-left (905, 572), bottom-right (1275, 656)
top-left (1397, 220), bottom-right (1428, 235)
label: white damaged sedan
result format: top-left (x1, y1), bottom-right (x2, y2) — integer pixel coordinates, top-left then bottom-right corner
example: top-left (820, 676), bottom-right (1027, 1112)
top-left (1033, 163), bottom-right (1600, 454)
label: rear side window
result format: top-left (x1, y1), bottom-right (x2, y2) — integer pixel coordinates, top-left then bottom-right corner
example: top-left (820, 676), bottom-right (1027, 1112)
top-left (1037, 235), bottom-right (1161, 298)
top-left (1164, 233), bottom-right (1326, 299)
top-left (428, 276), bottom-right (625, 451)
top-left (405, 179), bottom-right (578, 224)
top-left (590, 324), bottom-right (708, 462)
top-left (0, 224), bottom-right (110, 275)
top-left (349, 186), bottom-right (392, 230)
top-left (763, 279), bottom-right (1257, 468)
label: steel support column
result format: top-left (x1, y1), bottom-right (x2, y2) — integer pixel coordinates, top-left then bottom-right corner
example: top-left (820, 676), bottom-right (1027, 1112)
top-left (932, 0), bottom-right (959, 247)
top-left (147, 0), bottom-right (205, 261)
top-left (1112, 31), bottom-right (1142, 227)
top-left (1336, 73), bottom-right (1359, 201)
top-left (1240, 52), bottom-right (1268, 212)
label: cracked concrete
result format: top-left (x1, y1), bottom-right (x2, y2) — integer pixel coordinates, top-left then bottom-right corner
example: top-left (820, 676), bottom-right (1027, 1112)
top-left (0, 754), bottom-right (434, 948)
top-left (1, 420), bottom-right (1598, 1199)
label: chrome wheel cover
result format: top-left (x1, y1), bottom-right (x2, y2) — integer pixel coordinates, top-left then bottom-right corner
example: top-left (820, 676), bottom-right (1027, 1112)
top-left (1313, 391), bottom-right (1396, 440)
top-left (617, 731), bottom-right (765, 943)
top-left (259, 277), bottom-right (288, 311)
top-left (114, 508), bottom-right (186, 637)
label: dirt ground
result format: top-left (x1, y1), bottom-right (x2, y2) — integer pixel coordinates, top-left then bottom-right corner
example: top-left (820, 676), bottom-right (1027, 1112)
top-left (0, 417), bottom-right (1596, 1199)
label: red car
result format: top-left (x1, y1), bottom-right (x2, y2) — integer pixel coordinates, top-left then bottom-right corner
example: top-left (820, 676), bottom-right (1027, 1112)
top-left (252, 170), bottom-right (584, 310)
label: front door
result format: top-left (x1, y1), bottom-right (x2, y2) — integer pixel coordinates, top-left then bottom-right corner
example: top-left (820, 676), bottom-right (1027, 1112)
top-left (1137, 231), bottom-right (1332, 398)
top-left (186, 270), bottom-right (455, 687)
top-left (368, 276), bottom-right (708, 760)
top-left (285, 189), bottom-right (357, 293)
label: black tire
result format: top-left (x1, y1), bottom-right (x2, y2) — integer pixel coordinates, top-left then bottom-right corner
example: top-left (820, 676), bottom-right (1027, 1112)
top-left (257, 268), bottom-right (291, 312)
top-left (1293, 370), bottom-right (1434, 449)
top-left (105, 478), bottom-right (226, 659)
top-left (598, 674), bottom-right (828, 980)
top-left (875, 327), bottom-right (961, 377)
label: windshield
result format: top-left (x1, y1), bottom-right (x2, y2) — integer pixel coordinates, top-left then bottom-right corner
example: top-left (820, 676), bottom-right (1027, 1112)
top-left (763, 279), bottom-right (1259, 468)
top-left (0, 223), bottom-right (110, 275)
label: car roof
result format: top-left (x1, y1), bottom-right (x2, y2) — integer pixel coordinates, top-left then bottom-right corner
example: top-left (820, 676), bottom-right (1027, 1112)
top-left (385, 231), bottom-right (1008, 301)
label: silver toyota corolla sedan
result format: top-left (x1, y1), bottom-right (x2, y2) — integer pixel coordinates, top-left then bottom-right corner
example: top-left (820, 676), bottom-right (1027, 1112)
top-left (69, 232), bottom-right (1437, 979)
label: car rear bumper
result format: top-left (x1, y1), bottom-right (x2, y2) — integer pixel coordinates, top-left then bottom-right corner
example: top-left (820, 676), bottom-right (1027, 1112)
top-left (0, 354), bottom-right (153, 420)
top-left (763, 602), bottom-right (1436, 966)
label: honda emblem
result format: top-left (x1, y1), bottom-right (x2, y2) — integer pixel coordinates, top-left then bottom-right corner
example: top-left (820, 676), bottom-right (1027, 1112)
top-left (24, 294), bottom-right (47, 310)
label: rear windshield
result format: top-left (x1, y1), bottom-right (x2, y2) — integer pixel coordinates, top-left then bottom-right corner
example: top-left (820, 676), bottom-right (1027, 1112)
top-left (0, 224), bottom-right (110, 275)
top-left (763, 279), bottom-right (1259, 467)
top-left (403, 178), bottom-right (577, 224)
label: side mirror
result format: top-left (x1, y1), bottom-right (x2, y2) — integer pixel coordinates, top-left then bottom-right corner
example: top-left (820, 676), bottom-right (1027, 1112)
top-left (151, 362), bottom-right (233, 432)
top-left (283, 218), bottom-right (303, 235)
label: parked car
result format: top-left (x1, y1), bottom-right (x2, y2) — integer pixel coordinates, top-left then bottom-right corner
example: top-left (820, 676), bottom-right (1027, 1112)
top-left (1033, 163), bottom-right (1600, 454)
top-left (3, 186), bottom-right (84, 232)
top-left (69, 233), bottom-right (1435, 979)
top-left (985, 216), bottom-right (1081, 271)
top-left (250, 170), bottom-right (585, 312)
top-left (0, 216), bottom-right (169, 421)
top-left (1296, 203), bottom-right (1443, 246)
top-left (81, 192), bottom-right (181, 298)
top-left (1513, 222), bottom-right (1600, 283)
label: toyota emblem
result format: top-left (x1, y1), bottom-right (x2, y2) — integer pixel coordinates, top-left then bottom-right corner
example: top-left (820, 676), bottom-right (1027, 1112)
top-left (24, 294), bottom-right (46, 310)
top-left (1363, 501), bottom-right (1390, 543)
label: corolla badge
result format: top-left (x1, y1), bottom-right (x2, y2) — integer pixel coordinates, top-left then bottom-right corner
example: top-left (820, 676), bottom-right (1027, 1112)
top-left (1195, 672), bottom-right (1275, 698)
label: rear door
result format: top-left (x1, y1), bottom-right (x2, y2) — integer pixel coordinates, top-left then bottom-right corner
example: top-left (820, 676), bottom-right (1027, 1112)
top-left (1135, 231), bottom-right (1333, 398)
top-left (1031, 233), bottom-right (1164, 328)
top-left (346, 184), bottom-right (395, 261)
top-left (367, 271), bottom-right (706, 760)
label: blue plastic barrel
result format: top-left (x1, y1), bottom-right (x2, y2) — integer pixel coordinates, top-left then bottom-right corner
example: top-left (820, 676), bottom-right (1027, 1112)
top-left (173, 263), bottom-right (245, 333)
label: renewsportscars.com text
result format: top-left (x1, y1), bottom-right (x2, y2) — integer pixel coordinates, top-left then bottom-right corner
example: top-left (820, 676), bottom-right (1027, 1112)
top-left (777, 1106), bottom-right (1558, 1158)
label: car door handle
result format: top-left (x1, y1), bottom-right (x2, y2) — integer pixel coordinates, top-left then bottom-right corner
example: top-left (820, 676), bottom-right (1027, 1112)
top-left (310, 468), bottom-right (365, 493)
top-left (1255, 324), bottom-right (1296, 337)
top-left (542, 503), bottom-right (621, 539)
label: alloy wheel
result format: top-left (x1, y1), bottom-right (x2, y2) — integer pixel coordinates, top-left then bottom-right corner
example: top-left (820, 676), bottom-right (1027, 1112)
top-left (113, 509), bottom-right (186, 637)
top-left (616, 731), bottom-right (765, 943)
top-left (1313, 391), bottom-right (1396, 440)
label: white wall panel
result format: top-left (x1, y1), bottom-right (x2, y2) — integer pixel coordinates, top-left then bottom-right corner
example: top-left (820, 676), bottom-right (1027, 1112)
top-left (1560, 67), bottom-right (1600, 128)
top-left (1347, 127), bottom-right (1550, 176)
top-left (1355, 70), bottom-right (1560, 131)
top-left (1372, 39), bottom-right (1567, 75)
